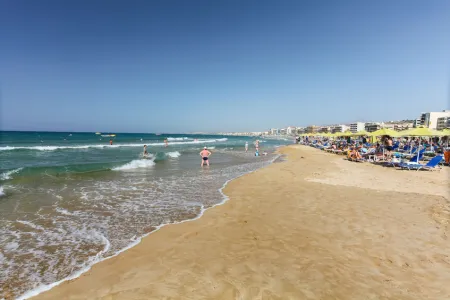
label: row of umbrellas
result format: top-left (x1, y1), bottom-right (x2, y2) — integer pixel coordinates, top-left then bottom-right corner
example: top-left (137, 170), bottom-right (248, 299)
top-left (300, 127), bottom-right (450, 138)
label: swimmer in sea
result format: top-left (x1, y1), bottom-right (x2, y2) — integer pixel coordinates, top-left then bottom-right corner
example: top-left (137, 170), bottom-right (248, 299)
top-left (200, 146), bottom-right (212, 167)
top-left (109, 139), bottom-right (113, 145)
top-left (245, 142), bottom-right (248, 152)
top-left (164, 138), bottom-right (168, 147)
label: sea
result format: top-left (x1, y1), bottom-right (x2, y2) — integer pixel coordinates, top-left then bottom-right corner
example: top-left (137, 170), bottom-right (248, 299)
top-left (0, 131), bottom-right (291, 299)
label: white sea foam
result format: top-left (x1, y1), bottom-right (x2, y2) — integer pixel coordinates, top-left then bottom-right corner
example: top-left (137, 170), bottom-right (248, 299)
top-left (0, 138), bottom-right (228, 152)
top-left (112, 159), bottom-right (155, 171)
top-left (167, 137), bottom-right (190, 141)
top-left (166, 151), bottom-right (181, 158)
top-left (13, 153), bottom-right (278, 300)
top-left (0, 168), bottom-right (23, 180)
top-left (0, 186), bottom-right (4, 197)
top-left (16, 220), bottom-right (46, 232)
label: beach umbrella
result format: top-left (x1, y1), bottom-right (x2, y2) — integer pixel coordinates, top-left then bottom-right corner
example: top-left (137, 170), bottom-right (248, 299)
top-left (399, 127), bottom-right (445, 137)
top-left (351, 130), bottom-right (369, 137)
top-left (399, 127), bottom-right (445, 163)
top-left (368, 128), bottom-right (401, 137)
top-left (340, 131), bottom-right (353, 137)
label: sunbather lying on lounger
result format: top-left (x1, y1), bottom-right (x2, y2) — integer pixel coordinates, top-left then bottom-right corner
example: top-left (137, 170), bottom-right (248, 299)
top-left (347, 148), bottom-right (363, 161)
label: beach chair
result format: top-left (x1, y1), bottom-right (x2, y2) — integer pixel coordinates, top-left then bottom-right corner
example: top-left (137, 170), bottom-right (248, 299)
top-left (397, 156), bottom-right (443, 171)
top-left (384, 153), bottom-right (424, 167)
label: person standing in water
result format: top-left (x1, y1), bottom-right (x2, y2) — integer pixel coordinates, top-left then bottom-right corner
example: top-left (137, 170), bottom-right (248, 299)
top-left (143, 145), bottom-right (148, 157)
top-left (200, 147), bottom-right (212, 167)
top-left (245, 142), bottom-right (248, 152)
top-left (109, 139), bottom-right (113, 145)
top-left (164, 138), bottom-right (168, 147)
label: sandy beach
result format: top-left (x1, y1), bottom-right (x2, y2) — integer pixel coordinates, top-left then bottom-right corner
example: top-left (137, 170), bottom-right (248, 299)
top-left (31, 145), bottom-right (450, 300)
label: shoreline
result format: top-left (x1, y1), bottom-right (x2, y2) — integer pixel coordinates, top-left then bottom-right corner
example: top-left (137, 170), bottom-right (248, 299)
top-left (30, 145), bottom-right (450, 299)
top-left (17, 152), bottom-right (281, 300)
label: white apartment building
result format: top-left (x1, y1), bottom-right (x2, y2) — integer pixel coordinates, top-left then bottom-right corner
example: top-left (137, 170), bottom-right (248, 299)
top-left (413, 119), bottom-right (422, 128)
top-left (270, 128), bottom-right (279, 135)
top-left (419, 110), bottom-right (450, 129)
top-left (349, 122), bottom-right (365, 133)
top-left (437, 116), bottom-right (450, 130)
top-left (286, 126), bottom-right (296, 135)
top-left (296, 127), bottom-right (306, 134)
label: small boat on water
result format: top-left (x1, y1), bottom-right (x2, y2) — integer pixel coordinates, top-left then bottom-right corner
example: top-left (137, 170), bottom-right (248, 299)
top-left (101, 134), bottom-right (116, 137)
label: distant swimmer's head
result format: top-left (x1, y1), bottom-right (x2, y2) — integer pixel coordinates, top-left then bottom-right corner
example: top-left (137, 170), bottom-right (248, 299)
top-left (144, 145), bottom-right (147, 147)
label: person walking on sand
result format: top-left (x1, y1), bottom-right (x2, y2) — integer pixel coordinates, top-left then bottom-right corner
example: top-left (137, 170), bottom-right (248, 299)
top-left (200, 147), bottom-right (212, 167)
top-left (245, 142), bottom-right (248, 152)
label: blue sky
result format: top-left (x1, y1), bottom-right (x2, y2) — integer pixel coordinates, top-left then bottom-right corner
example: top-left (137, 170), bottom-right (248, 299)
top-left (0, 0), bottom-right (449, 133)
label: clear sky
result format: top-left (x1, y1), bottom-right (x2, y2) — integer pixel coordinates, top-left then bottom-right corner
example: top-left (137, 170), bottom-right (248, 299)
top-left (0, 0), bottom-right (449, 133)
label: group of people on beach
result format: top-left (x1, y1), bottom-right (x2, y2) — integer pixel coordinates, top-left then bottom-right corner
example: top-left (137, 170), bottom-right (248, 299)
top-left (300, 134), bottom-right (450, 165)
top-left (141, 139), bottom-right (267, 167)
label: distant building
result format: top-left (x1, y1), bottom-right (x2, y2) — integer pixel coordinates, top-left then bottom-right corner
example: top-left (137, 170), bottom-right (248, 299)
top-left (365, 122), bottom-right (381, 132)
top-left (437, 116), bottom-right (450, 130)
top-left (318, 126), bottom-right (331, 133)
top-left (270, 128), bottom-right (279, 135)
top-left (286, 126), bottom-right (296, 135)
top-left (349, 122), bottom-right (365, 133)
top-left (296, 127), bottom-right (306, 134)
top-left (279, 128), bottom-right (287, 135)
top-left (305, 125), bottom-right (320, 133)
top-left (412, 119), bottom-right (422, 128)
top-left (419, 110), bottom-right (450, 129)
top-left (383, 121), bottom-right (414, 131)
top-left (331, 124), bottom-right (349, 133)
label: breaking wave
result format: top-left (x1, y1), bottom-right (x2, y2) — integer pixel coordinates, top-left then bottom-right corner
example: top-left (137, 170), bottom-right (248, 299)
top-left (0, 138), bottom-right (228, 152)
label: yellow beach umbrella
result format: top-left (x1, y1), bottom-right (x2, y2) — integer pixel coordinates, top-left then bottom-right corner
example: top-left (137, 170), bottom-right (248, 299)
top-left (317, 132), bottom-right (331, 137)
top-left (340, 131), bottom-right (353, 137)
top-left (351, 130), bottom-right (369, 137)
top-left (399, 127), bottom-right (445, 137)
top-left (368, 128), bottom-right (401, 137)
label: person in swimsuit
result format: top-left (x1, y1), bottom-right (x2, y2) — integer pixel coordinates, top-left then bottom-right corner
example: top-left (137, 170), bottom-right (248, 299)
top-left (164, 138), bottom-right (168, 147)
top-left (384, 136), bottom-right (393, 159)
top-left (200, 147), bottom-right (212, 167)
top-left (143, 145), bottom-right (148, 157)
top-left (245, 142), bottom-right (248, 152)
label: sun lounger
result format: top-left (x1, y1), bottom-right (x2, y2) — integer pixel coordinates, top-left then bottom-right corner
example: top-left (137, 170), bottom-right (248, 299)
top-left (384, 153), bottom-right (424, 167)
top-left (397, 156), bottom-right (443, 171)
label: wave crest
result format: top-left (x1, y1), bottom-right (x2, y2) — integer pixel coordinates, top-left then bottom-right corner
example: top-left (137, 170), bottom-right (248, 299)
top-left (1, 168), bottom-right (24, 180)
top-left (0, 138), bottom-right (228, 152)
top-left (166, 151), bottom-right (181, 158)
top-left (112, 158), bottom-right (155, 171)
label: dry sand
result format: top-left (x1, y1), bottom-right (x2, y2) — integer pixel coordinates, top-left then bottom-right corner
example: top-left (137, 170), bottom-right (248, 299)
top-left (32, 145), bottom-right (450, 300)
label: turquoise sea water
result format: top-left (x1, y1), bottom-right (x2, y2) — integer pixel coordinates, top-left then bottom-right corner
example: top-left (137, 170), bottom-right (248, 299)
top-left (0, 131), bottom-right (290, 299)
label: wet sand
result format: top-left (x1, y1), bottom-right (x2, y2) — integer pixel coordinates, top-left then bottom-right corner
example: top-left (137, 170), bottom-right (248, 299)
top-left (32, 145), bottom-right (450, 300)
